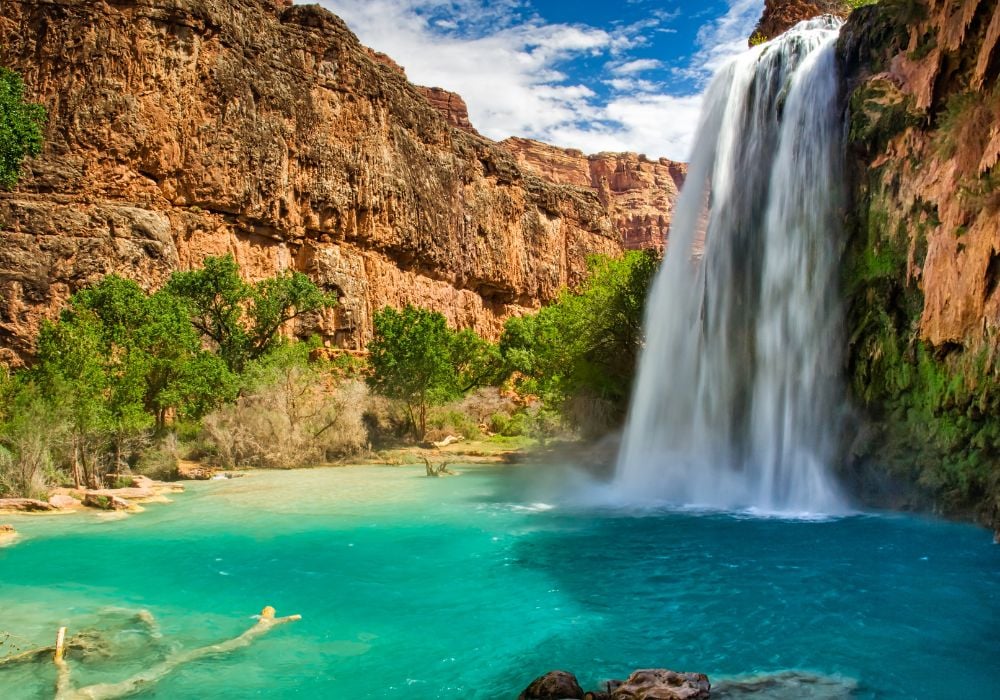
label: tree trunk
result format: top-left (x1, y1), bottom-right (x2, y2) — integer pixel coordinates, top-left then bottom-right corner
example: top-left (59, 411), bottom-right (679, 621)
top-left (418, 402), bottom-right (427, 442)
top-left (72, 443), bottom-right (82, 490)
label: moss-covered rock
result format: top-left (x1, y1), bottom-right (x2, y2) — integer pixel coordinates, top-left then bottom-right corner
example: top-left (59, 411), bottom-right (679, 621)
top-left (837, 0), bottom-right (1000, 530)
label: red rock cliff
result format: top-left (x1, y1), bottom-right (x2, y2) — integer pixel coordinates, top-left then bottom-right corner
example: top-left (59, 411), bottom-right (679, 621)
top-left (750, 0), bottom-right (850, 43)
top-left (502, 138), bottom-right (686, 252)
top-left (836, 0), bottom-right (1000, 526)
top-left (0, 0), bottom-right (657, 364)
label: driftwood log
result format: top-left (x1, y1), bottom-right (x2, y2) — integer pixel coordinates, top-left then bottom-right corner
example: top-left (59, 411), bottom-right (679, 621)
top-left (0, 606), bottom-right (301, 700)
top-left (420, 456), bottom-right (456, 477)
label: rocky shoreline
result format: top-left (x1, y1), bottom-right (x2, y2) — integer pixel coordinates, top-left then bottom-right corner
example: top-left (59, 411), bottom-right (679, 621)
top-left (519, 668), bottom-right (861, 699)
top-left (519, 669), bottom-right (710, 700)
top-left (0, 474), bottom-right (184, 517)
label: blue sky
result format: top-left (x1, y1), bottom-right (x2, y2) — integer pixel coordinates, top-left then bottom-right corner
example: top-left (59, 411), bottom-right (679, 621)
top-left (310, 0), bottom-right (764, 161)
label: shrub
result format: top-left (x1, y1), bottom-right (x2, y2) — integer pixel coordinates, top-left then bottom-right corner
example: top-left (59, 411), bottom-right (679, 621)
top-left (426, 409), bottom-right (481, 442)
top-left (135, 434), bottom-right (181, 481)
top-left (0, 383), bottom-right (63, 498)
top-left (453, 388), bottom-right (519, 425)
top-left (201, 364), bottom-right (370, 468)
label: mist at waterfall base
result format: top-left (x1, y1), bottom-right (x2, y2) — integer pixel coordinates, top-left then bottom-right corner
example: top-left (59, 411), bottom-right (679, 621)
top-left (613, 18), bottom-right (850, 515)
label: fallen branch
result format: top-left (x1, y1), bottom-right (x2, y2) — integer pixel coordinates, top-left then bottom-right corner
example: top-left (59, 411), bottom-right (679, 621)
top-left (52, 606), bottom-right (301, 700)
top-left (421, 456), bottom-right (456, 477)
top-left (0, 630), bottom-right (108, 668)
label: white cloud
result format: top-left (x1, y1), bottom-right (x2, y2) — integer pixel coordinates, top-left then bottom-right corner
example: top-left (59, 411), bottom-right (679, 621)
top-left (604, 77), bottom-right (659, 93)
top-left (308, 0), bottom-right (763, 161)
top-left (610, 58), bottom-right (663, 75)
top-left (676, 0), bottom-right (764, 84)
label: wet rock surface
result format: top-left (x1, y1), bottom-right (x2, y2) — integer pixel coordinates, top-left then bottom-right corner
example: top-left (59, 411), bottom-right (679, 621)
top-left (520, 669), bottom-right (710, 700)
top-left (519, 670), bottom-right (586, 699)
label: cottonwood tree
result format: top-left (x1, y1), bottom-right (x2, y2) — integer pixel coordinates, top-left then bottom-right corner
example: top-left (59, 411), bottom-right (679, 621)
top-left (366, 305), bottom-right (498, 440)
top-left (165, 255), bottom-right (335, 374)
top-left (31, 276), bottom-right (232, 484)
top-left (500, 251), bottom-right (659, 435)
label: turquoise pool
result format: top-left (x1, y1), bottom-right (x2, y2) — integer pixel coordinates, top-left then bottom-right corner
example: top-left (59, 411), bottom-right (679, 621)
top-left (0, 465), bottom-right (996, 698)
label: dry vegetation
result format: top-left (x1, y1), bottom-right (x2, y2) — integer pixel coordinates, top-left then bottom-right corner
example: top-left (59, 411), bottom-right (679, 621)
top-left (201, 368), bottom-right (370, 469)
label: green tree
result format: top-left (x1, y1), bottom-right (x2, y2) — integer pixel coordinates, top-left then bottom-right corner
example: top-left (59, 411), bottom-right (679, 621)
top-left (34, 308), bottom-right (113, 486)
top-left (0, 66), bottom-right (46, 189)
top-left (450, 328), bottom-right (503, 392)
top-left (72, 276), bottom-right (235, 431)
top-left (32, 276), bottom-right (235, 485)
top-left (366, 305), bottom-right (496, 440)
top-left (500, 251), bottom-right (658, 435)
top-left (165, 255), bottom-right (335, 373)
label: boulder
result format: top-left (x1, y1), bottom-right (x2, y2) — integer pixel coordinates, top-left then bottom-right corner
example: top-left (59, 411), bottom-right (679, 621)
top-left (519, 671), bottom-right (586, 700)
top-left (48, 494), bottom-right (83, 509)
top-left (83, 493), bottom-right (133, 511)
top-left (183, 466), bottom-right (217, 481)
top-left (0, 498), bottom-right (56, 512)
top-left (584, 680), bottom-right (623, 700)
top-left (611, 669), bottom-right (710, 700)
top-left (0, 524), bottom-right (17, 546)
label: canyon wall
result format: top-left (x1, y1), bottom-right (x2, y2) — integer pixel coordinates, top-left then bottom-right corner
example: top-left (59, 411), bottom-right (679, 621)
top-left (0, 0), bottom-right (681, 365)
top-left (502, 138), bottom-right (686, 252)
top-left (835, 0), bottom-right (999, 527)
top-left (750, 0), bottom-right (850, 43)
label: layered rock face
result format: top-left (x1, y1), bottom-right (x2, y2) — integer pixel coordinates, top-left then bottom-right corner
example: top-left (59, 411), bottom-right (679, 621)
top-left (0, 0), bottom-right (664, 365)
top-left (750, 0), bottom-right (850, 43)
top-left (835, 0), bottom-right (1000, 526)
top-left (503, 137), bottom-right (686, 252)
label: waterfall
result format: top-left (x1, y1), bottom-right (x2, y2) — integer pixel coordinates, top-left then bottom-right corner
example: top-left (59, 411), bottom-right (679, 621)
top-left (613, 18), bottom-right (847, 514)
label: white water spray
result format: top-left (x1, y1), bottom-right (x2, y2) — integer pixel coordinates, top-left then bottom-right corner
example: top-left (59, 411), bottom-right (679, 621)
top-left (613, 18), bottom-right (848, 513)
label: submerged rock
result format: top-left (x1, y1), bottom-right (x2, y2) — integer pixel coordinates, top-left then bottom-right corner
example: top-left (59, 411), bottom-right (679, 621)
top-left (0, 524), bottom-right (18, 546)
top-left (519, 670), bottom-right (585, 699)
top-left (713, 671), bottom-right (857, 699)
top-left (610, 669), bottom-right (711, 700)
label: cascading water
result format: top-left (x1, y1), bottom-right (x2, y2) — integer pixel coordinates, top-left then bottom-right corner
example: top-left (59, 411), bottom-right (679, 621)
top-left (613, 17), bottom-right (848, 513)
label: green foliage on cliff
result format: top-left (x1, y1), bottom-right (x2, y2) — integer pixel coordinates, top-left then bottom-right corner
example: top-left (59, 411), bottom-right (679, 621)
top-left (500, 251), bottom-right (658, 436)
top-left (0, 66), bottom-right (46, 189)
top-left (843, 188), bottom-right (1000, 522)
top-left (847, 79), bottom-right (922, 154)
top-left (841, 1), bottom-right (1000, 527)
top-left (367, 305), bottom-right (499, 440)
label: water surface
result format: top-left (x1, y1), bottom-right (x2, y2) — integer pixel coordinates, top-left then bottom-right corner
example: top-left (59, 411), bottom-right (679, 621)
top-left (0, 466), bottom-right (996, 698)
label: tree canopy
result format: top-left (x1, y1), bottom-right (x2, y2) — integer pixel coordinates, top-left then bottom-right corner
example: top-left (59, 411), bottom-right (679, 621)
top-left (500, 250), bottom-right (659, 435)
top-left (165, 255), bottom-right (336, 373)
top-left (366, 305), bottom-right (498, 440)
